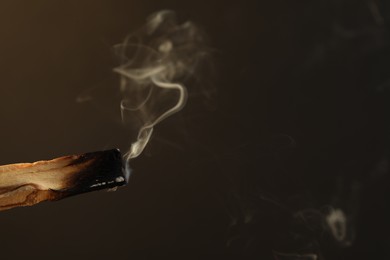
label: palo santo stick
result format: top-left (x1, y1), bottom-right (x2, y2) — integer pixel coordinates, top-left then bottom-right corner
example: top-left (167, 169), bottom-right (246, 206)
top-left (0, 149), bottom-right (127, 211)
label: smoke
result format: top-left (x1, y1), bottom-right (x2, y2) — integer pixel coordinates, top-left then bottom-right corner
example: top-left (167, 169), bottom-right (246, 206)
top-left (112, 10), bottom-right (208, 162)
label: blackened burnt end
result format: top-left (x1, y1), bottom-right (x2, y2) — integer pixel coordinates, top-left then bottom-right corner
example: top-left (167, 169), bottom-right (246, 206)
top-left (60, 149), bottom-right (126, 198)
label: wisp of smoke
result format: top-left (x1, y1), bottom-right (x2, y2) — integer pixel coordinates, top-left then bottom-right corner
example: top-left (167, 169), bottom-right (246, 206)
top-left (113, 10), bottom-right (207, 162)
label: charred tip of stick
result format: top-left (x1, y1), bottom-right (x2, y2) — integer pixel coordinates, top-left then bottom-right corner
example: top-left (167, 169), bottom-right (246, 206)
top-left (60, 149), bottom-right (127, 198)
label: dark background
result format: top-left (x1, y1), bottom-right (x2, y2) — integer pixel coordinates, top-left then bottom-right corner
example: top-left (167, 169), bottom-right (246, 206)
top-left (0, 0), bottom-right (389, 259)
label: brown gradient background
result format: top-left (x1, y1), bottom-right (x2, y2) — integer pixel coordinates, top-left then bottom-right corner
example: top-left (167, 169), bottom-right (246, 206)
top-left (0, 0), bottom-right (389, 259)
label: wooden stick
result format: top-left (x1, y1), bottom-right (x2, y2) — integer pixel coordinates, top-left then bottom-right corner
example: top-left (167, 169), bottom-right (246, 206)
top-left (0, 149), bottom-right (126, 211)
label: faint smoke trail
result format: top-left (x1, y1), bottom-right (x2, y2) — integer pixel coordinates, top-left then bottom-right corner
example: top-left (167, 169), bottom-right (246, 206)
top-left (113, 10), bottom-right (207, 162)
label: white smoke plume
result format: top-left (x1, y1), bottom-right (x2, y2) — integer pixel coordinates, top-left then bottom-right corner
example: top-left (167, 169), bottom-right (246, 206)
top-left (112, 10), bottom-right (208, 162)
